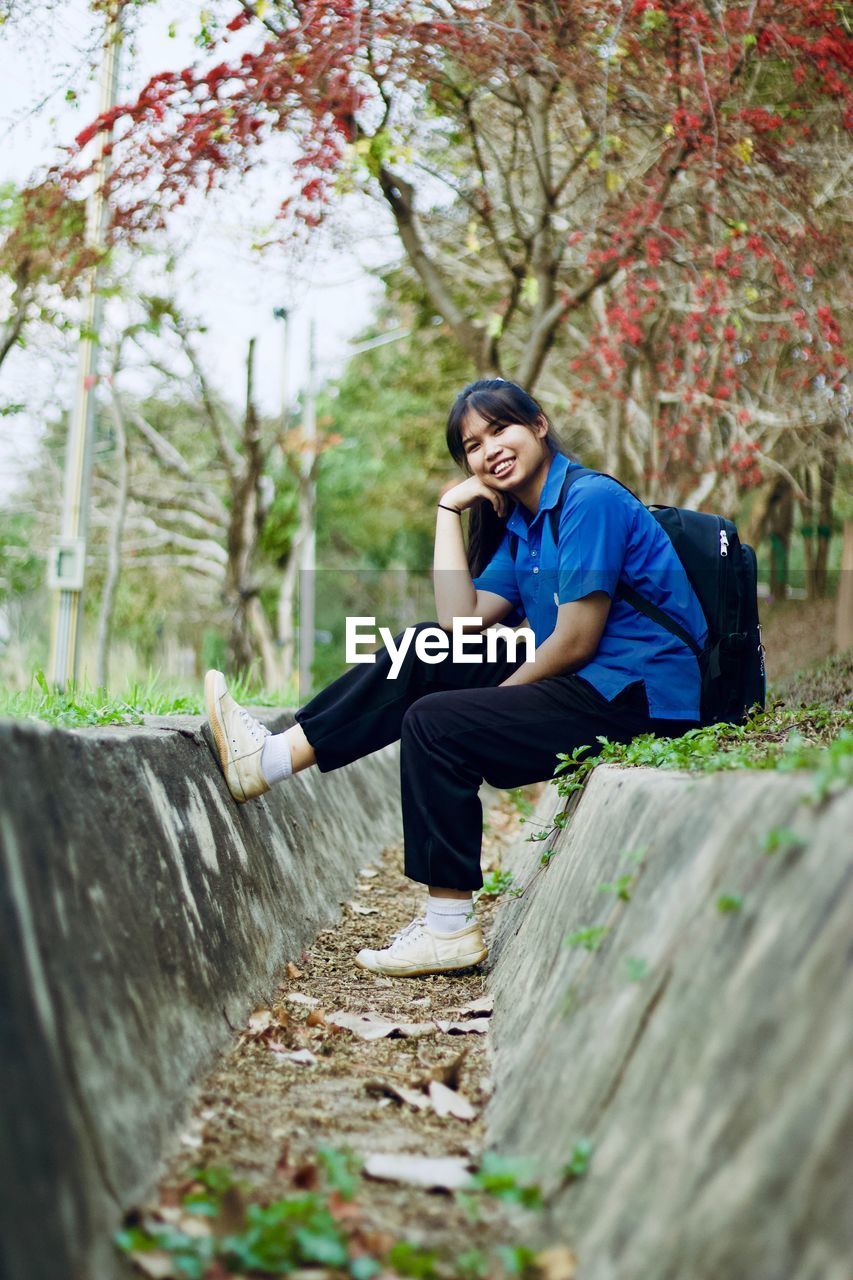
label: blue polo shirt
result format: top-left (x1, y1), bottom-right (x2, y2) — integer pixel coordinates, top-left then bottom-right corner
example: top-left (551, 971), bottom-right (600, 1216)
top-left (472, 452), bottom-right (708, 719)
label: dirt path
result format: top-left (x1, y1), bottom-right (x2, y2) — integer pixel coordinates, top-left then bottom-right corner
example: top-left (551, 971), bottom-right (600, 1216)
top-left (123, 788), bottom-right (559, 1279)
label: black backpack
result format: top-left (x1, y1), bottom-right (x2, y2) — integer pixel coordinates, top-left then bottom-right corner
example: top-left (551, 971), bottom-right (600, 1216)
top-left (507, 466), bottom-right (766, 726)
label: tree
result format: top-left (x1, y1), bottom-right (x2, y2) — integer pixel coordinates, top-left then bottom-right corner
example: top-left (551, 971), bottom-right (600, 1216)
top-left (69, 9), bottom-right (849, 345)
top-left (0, 182), bottom-right (93, 375)
top-left (305, 291), bottom-right (472, 684)
top-left (83, 295), bottom-right (292, 684)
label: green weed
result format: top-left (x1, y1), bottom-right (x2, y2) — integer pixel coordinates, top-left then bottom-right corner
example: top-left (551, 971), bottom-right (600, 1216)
top-left (597, 874), bottom-right (635, 902)
top-left (117, 1150), bottom-right (568, 1278)
top-left (716, 893), bottom-right (743, 914)
top-left (0, 668), bottom-right (296, 729)
top-left (496, 1245), bottom-right (539, 1275)
top-left (553, 702), bottom-right (852, 802)
top-left (479, 868), bottom-right (516, 898)
top-left (456, 1248), bottom-right (491, 1280)
top-left (624, 956), bottom-right (648, 982)
top-left (506, 788), bottom-right (535, 820)
top-left (564, 925), bottom-right (610, 952)
top-left (762, 826), bottom-right (805, 855)
top-left (387, 1241), bottom-right (439, 1279)
top-left (561, 1139), bottom-right (594, 1180)
top-left (472, 1153), bottom-right (543, 1210)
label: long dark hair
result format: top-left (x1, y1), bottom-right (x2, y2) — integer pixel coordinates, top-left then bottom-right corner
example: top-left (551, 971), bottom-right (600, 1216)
top-left (446, 379), bottom-right (569, 576)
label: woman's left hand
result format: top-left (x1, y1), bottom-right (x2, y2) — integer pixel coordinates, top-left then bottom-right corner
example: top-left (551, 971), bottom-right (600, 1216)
top-left (441, 475), bottom-right (508, 518)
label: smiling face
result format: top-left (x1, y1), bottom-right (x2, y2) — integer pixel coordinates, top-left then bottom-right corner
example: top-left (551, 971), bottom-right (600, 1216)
top-left (460, 409), bottom-right (551, 510)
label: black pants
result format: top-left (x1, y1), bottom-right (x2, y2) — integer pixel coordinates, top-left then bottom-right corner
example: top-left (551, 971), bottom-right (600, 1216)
top-left (296, 624), bottom-right (697, 891)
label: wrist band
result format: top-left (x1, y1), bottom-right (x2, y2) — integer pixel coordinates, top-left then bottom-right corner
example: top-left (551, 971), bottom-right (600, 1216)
top-left (437, 502), bottom-right (461, 514)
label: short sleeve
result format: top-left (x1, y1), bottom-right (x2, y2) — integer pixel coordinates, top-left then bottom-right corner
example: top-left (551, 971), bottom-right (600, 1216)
top-left (472, 531), bottom-right (523, 608)
top-left (557, 477), bottom-right (631, 603)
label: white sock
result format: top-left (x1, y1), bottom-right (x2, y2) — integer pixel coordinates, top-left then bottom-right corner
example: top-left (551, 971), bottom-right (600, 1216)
top-left (426, 895), bottom-right (475, 934)
top-left (260, 731), bottom-right (293, 786)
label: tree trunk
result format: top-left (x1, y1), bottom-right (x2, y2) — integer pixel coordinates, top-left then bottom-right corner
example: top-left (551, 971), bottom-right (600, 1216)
top-left (802, 423), bottom-right (839, 600)
top-left (835, 520), bottom-right (853, 653)
top-left (95, 390), bottom-right (129, 688)
top-left (247, 596), bottom-right (279, 690)
top-left (225, 337), bottom-right (271, 678)
top-left (766, 479), bottom-right (794, 600)
top-left (813, 422), bottom-right (838, 598)
top-left (276, 544), bottom-right (299, 687)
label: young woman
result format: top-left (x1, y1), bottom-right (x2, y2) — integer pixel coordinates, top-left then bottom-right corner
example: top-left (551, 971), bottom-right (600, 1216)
top-left (205, 379), bottom-right (707, 977)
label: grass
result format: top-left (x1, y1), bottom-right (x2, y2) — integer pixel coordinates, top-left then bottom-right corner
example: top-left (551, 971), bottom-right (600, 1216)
top-left (117, 1152), bottom-right (583, 1280)
top-left (554, 698), bottom-right (852, 806)
top-left (0, 669), bottom-right (297, 729)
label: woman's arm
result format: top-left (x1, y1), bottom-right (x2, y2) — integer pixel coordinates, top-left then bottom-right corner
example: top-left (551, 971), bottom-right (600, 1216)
top-left (433, 476), bottom-right (514, 631)
top-left (500, 594), bottom-right (611, 686)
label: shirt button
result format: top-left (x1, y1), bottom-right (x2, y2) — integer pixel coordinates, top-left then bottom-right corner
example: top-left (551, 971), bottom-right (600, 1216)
top-left (533, 567), bottom-right (539, 574)
top-left (531, 550), bottom-right (537, 557)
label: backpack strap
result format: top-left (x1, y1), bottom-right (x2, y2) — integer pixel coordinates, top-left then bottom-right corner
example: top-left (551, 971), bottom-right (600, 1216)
top-left (546, 466), bottom-right (598, 546)
top-left (613, 583), bottom-right (703, 658)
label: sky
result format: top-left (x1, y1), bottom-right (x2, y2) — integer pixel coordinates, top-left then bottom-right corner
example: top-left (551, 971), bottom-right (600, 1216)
top-left (0, 0), bottom-right (396, 500)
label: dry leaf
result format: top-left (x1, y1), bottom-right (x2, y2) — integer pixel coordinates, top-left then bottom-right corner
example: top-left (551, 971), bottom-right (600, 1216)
top-left (271, 1047), bottom-right (317, 1067)
top-left (348, 902), bottom-right (378, 915)
top-left (434, 1018), bottom-right (490, 1035)
top-left (177, 1214), bottom-right (212, 1238)
top-left (326, 1190), bottom-right (364, 1223)
top-left (350, 1227), bottom-right (397, 1256)
top-left (241, 1004), bottom-right (292, 1050)
top-left (363, 1153), bottom-right (474, 1190)
top-left (327, 1010), bottom-right (436, 1041)
top-left (365, 1079), bottom-right (430, 1111)
top-left (458, 995), bottom-right (493, 1017)
top-left (285, 992), bottom-right (319, 1007)
top-left (129, 1251), bottom-right (174, 1279)
top-left (286, 961), bottom-right (303, 980)
top-left (291, 1161), bottom-right (321, 1191)
top-left (215, 1188), bottom-right (247, 1238)
top-left (156, 1206), bottom-right (183, 1225)
top-left (427, 1080), bottom-right (476, 1121)
top-left (306, 1009), bottom-right (326, 1027)
top-left (413, 1049), bottom-right (468, 1091)
top-left (533, 1246), bottom-right (578, 1280)
top-left (246, 1008), bottom-right (275, 1035)
top-left (358, 867), bottom-right (379, 878)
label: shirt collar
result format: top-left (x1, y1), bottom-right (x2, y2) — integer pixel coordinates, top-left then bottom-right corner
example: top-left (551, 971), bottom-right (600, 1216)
top-left (505, 452), bottom-right (572, 540)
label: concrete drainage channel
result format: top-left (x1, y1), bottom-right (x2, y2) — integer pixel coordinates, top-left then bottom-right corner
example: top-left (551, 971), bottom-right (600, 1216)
top-left (486, 764), bottom-right (853, 1280)
top-left (1, 714), bottom-right (851, 1279)
top-left (0, 712), bottom-right (402, 1280)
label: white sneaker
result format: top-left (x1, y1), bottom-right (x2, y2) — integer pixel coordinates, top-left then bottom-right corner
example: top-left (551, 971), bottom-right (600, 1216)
top-left (354, 916), bottom-right (488, 977)
top-left (204, 669), bottom-right (271, 803)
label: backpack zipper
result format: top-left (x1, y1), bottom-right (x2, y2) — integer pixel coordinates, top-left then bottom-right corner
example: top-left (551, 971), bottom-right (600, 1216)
top-left (715, 518), bottom-right (730, 636)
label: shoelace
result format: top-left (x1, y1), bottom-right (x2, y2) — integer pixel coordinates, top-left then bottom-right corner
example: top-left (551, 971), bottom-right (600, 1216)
top-left (388, 916), bottom-right (428, 949)
top-left (238, 707), bottom-right (271, 744)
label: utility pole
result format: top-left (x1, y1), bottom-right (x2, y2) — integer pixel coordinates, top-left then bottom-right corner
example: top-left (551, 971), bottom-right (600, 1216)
top-left (298, 318), bottom-right (317, 698)
top-left (273, 306), bottom-right (290, 435)
top-left (47, 2), bottom-right (122, 689)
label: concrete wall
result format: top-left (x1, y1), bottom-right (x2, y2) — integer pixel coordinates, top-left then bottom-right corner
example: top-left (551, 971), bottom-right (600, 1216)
top-left (0, 712), bottom-right (402, 1280)
top-left (487, 764), bottom-right (853, 1280)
